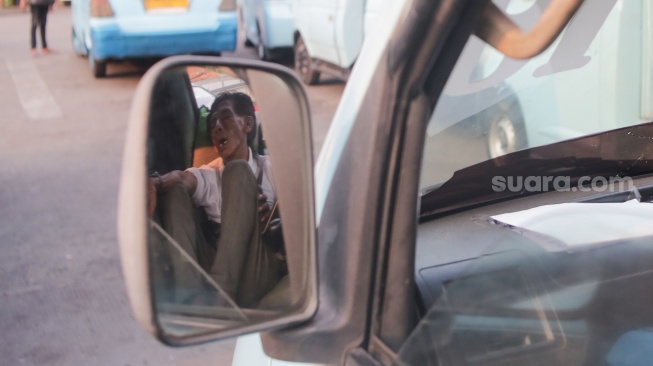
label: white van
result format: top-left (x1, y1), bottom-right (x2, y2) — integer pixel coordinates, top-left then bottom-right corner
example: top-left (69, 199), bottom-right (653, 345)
top-left (119, 1), bottom-right (653, 366)
top-left (293, 0), bottom-right (389, 84)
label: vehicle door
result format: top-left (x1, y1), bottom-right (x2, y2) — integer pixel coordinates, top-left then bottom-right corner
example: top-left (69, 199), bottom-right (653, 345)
top-left (303, 0), bottom-right (340, 65)
top-left (117, 0), bottom-right (591, 364)
top-left (332, 0), bottom-right (364, 68)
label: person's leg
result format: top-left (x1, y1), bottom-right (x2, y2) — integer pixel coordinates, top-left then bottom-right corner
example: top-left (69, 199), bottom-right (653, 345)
top-left (209, 160), bottom-right (280, 308)
top-left (30, 5), bottom-right (38, 51)
top-left (159, 182), bottom-right (217, 301)
top-left (37, 5), bottom-right (48, 50)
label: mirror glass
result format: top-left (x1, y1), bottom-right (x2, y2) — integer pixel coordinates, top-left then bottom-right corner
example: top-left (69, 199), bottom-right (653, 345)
top-left (145, 64), bottom-right (300, 338)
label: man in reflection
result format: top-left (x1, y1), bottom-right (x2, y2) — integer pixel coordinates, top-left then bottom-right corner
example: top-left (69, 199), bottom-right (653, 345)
top-left (148, 92), bottom-right (282, 308)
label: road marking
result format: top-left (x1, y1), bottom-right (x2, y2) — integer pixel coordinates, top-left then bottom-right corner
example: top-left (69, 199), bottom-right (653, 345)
top-left (6, 59), bottom-right (63, 120)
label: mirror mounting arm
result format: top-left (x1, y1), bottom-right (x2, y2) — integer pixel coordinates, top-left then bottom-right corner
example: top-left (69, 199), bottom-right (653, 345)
top-left (475, 0), bottom-right (584, 59)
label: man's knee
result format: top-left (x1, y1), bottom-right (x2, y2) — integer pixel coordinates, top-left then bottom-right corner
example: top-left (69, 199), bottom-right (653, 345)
top-left (222, 160), bottom-right (256, 196)
top-left (223, 160), bottom-right (255, 183)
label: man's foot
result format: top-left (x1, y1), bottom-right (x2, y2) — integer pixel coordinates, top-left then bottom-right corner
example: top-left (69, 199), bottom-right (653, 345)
top-left (31, 49), bottom-right (38, 56)
top-left (41, 48), bottom-right (52, 54)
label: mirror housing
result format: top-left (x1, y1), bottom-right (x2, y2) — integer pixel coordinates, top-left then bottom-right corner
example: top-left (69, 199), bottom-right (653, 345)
top-left (117, 55), bottom-right (317, 345)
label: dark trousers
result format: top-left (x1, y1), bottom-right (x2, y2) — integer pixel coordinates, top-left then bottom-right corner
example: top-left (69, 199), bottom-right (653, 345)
top-left (159, 160), bottom-right (281, 308)
top-left (30, 4), bottom-right (49, 49)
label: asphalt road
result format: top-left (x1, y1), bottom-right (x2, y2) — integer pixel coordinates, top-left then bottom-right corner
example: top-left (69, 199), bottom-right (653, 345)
top-left (0, 7), bottom-right (344, 366)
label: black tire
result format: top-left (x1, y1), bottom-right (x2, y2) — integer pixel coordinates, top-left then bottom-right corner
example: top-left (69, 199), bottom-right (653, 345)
top-left (91, 58), bottom-right (107, 78)
top-left (484, 100), bottom-right (527, 159)
top-left (294, 35), bottom-right (320, 85)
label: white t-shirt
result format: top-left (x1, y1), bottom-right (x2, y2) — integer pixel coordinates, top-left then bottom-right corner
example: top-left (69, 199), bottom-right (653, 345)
top-left (186, 149), bottom-right (275, 223)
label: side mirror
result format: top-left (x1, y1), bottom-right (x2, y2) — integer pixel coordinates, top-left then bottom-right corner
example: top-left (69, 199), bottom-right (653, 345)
top-left (117, 56), bottom-right (317, 345)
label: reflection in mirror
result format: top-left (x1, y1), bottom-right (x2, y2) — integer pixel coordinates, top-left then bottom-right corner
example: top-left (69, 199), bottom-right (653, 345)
top-left (145, 65), bottom-right (290, 338)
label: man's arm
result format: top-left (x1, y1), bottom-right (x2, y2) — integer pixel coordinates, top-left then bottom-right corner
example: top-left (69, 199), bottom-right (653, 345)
top-left (157, 170), bottom-right (198, 193)
top-left (147, 170), bottom-right (198, 217)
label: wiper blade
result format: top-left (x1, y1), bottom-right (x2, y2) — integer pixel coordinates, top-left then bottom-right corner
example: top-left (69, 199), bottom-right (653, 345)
top-left (420, 121), bottom-right (653, 221)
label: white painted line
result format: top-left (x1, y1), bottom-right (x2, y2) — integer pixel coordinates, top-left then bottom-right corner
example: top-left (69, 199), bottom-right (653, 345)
top-left (6, 59), bottom-right (63, 120)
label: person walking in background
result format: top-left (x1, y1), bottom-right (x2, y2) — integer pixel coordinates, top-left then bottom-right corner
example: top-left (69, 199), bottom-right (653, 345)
top-left (19, 0), bottom-right (55, 55)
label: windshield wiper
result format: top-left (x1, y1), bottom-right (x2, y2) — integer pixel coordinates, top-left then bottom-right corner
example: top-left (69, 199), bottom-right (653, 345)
top-left (420, 121), bottom-right (653, 221)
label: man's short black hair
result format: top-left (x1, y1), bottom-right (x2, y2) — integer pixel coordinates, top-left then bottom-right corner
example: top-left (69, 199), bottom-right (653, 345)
top-left (207, 91), bottom-right (257, 146)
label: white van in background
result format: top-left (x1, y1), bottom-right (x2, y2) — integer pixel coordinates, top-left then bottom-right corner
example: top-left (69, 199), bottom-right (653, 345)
top-left (293, 0), bottom-right (389, 85)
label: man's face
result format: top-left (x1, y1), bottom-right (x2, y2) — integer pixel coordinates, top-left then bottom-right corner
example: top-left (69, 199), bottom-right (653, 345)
top-left (210, 99), bottom-right (253, 164)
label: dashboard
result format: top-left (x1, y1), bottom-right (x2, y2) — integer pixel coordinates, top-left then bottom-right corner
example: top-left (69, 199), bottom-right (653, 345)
top-left (411, 175), bottom-right (653, 365)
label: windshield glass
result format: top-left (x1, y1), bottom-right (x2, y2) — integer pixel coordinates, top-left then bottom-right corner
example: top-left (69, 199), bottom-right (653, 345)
top-left (420, 0), bottom-right (653, 193)
top-left (406, 2), bottom-right (653, 365)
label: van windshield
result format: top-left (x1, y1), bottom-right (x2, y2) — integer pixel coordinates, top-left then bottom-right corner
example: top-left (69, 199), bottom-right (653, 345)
top-left (419, 0), bottom-right (653, 193)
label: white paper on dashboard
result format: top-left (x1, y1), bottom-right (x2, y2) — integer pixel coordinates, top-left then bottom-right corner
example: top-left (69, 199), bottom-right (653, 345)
top-left (491, 200), bottom-right (653, 249)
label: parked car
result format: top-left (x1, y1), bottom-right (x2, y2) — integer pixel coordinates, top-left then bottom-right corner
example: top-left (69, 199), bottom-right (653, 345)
top-left (292, 0), bottom-right (389, 84)
top-left (71, 0), bottom-right (238, 78)
top-left (238, 0), bottom-right (294, 61)
top-left (119, 0), bottom-right (653, 365)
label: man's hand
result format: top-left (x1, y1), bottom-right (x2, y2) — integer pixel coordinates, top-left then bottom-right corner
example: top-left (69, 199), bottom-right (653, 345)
top-left (257, 185), bottom-right (271, 230)
top-left (147, 177), bottom-right (158, 218)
